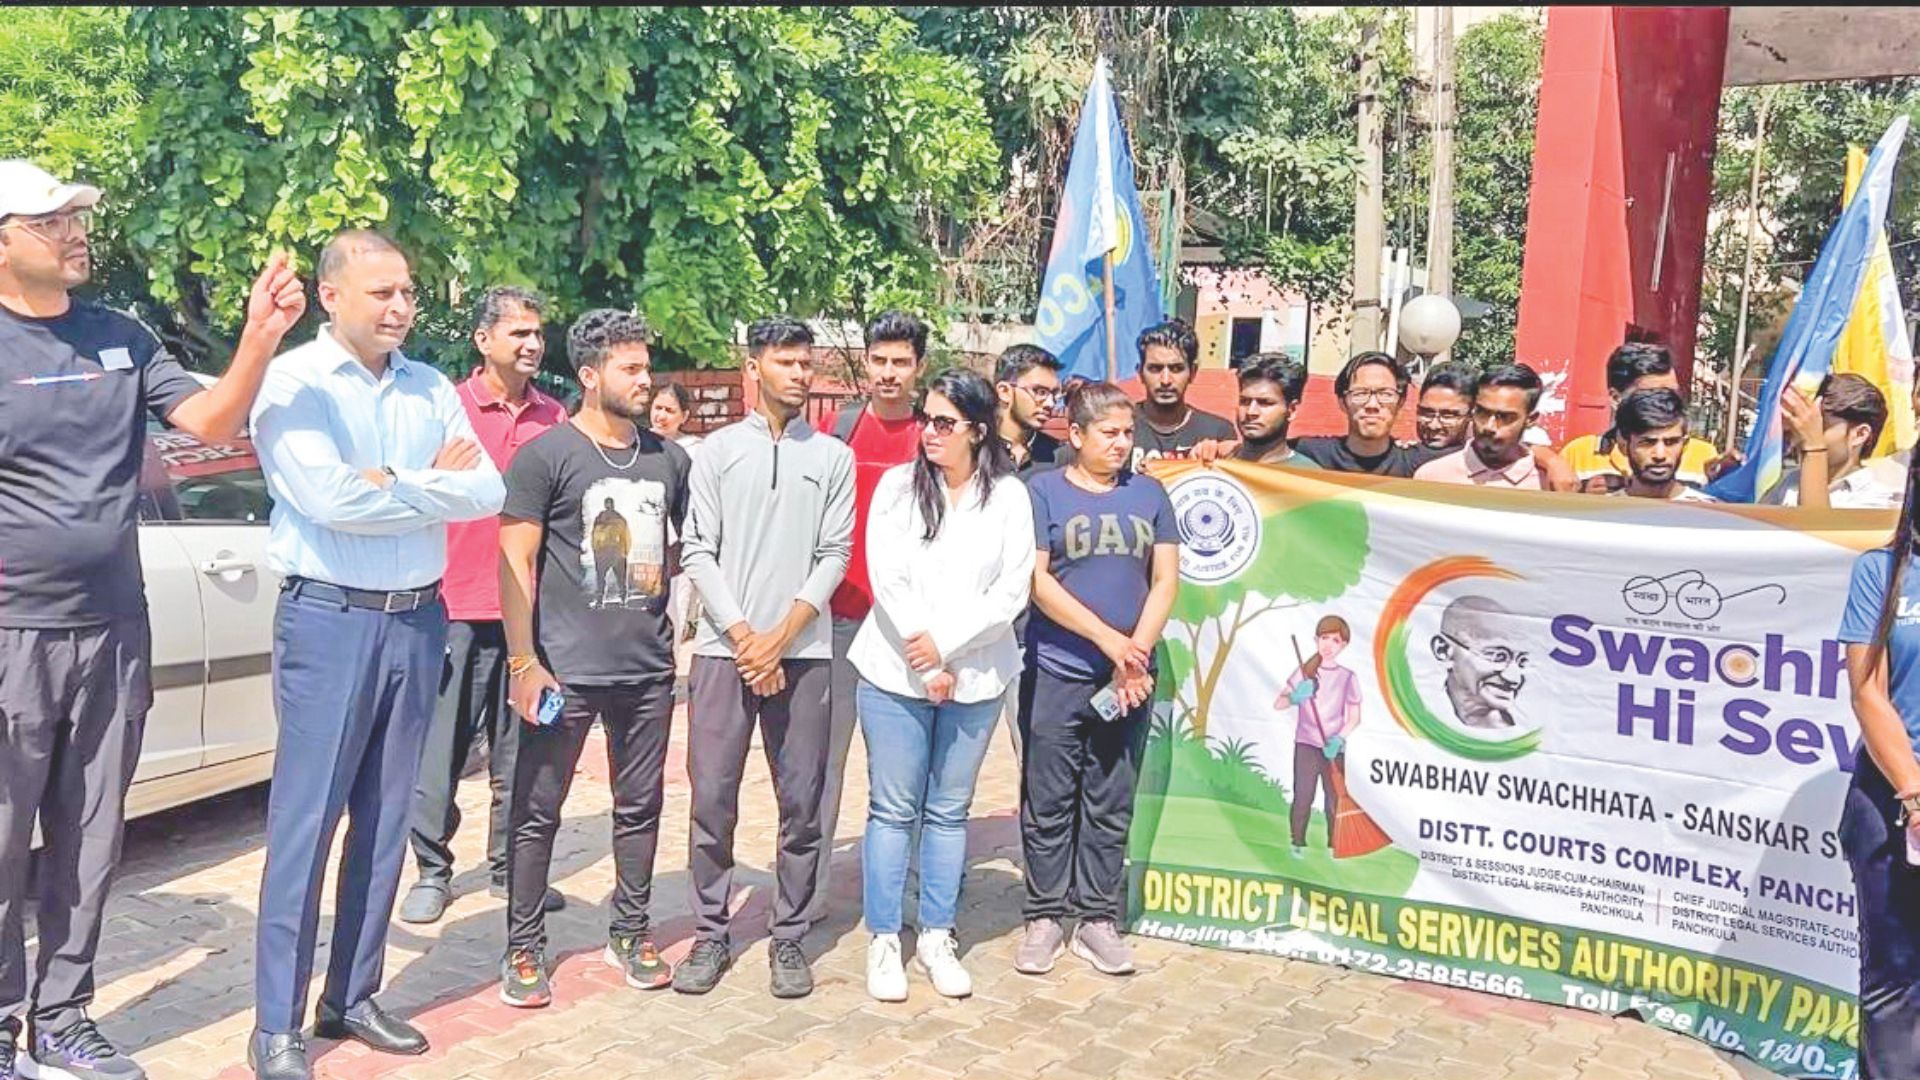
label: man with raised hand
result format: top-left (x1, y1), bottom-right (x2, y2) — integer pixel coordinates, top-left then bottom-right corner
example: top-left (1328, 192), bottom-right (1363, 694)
top-left (0, 158), bottom-right (303, 1080)
top-left (247, 230), bottom-right (503, 1080)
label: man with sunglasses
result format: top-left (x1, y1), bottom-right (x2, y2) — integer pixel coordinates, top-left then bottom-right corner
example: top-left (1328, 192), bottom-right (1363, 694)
top-left (1430, 596), bottom-right (1531, 730)
top-left (812, 311), bottom-right (927, 929)
top-left (0, 160), bottom-right (305, 1080)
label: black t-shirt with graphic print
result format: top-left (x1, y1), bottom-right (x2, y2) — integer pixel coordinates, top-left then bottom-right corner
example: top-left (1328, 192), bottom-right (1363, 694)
top-left (0, 300), bottom-right (202, 628)
top-left (1132, 408), bottom-right (1236, 472)
top-left (503, 422), bottom-right (690, 685)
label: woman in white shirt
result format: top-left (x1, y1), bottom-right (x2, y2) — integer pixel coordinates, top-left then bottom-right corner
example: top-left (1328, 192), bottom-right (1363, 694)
top-left (849, 368), bottom-right (1034, 1002)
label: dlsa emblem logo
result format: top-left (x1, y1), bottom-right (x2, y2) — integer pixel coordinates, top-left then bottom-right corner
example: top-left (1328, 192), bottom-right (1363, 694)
top-left (1168, 472), bottom-right (1261, 585)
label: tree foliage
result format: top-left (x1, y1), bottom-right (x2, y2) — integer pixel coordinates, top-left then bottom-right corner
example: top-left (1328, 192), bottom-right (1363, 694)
top-left (0, 7), bottom-right (148, 308)
top-left (119, 7), bottom-right (997, 368)
top-left (1702, 80), bottom-right (1920, 382)
top-left (1447, 13), bottom-right (1542, 369)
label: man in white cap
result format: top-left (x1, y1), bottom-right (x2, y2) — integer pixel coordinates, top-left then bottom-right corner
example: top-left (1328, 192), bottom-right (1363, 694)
top-left (0, 160), bottom-right (305, 1080)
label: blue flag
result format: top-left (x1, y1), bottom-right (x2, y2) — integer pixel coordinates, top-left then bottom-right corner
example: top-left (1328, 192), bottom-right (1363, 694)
top-left (1034, 56), bottom-right (1164, 384)
top-left (1707, 116), bottom-right (1908, 503)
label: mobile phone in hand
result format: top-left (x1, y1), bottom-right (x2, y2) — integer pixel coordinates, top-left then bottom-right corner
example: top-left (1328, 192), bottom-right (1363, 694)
top-left (1090, 683), bottom-right (1124, 722)
top-left (536, 686), bottom-right (565, 727)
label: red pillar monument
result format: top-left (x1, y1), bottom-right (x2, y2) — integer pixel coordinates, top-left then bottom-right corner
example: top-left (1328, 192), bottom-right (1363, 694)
top-left (1514, 6), bottom-right (1730, 442)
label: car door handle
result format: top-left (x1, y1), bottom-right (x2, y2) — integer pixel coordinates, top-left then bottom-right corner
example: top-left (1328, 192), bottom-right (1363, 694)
top-left (200, 554), bottom-right (256, 576)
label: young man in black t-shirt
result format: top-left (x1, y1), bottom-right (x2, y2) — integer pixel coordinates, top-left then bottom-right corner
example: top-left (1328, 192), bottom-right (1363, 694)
top-left (0, 160), bottom-right (304, 1080)
top-left (1132, 319), bottom-right (1234, 470)
top-left (497, 310), bottom-right (691, 1007)
top-left (1293, 352), bottom-right (1448, 477)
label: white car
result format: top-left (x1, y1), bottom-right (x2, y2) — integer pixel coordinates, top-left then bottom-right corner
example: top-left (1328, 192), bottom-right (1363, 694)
top-left (129, 418), bottom-right (281, 819)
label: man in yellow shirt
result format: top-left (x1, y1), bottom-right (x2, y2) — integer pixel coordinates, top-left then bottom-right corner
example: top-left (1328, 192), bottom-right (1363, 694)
top-left (1561, 343), bottom-right (1727, 493)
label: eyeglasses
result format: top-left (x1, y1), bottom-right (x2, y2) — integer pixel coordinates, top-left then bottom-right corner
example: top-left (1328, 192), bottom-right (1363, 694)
top-left (1017, 383), bottom-right (1060, 406)
top-left (1439, 632), bottom-right (1529, 670)
top-left (1417, 407), bottom-right (1470, 423)
top-left (1344, 388), bottom-right (1403, 406)
top-left (0, 209), bottom-right (93, 241)
top-left (923, 414), bottom-right (972, 437)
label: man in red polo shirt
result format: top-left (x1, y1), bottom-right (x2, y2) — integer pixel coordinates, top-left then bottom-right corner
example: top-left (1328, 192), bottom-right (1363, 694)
top-left (400, 286), bottom-right (568, 924)
top-left (806, 311), bottom-right (927, 927)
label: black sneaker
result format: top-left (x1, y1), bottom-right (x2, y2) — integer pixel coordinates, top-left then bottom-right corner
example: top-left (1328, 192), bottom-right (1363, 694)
top-left (671, 939), bottom-right (731, 995)
top-left (768, 939), bottom-right (813, 999)
top-left (605, 934), bottom-right (672, 990)
top-left (1, 1018), bottom-right (16, 1080)
top-left (24, 1017), bottom-right (145, 1079)
top-left (498, 948), bottom-right (553, 1008)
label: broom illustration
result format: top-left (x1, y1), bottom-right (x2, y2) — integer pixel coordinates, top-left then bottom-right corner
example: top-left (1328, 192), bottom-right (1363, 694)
top-left (1291, 635), bottom-right (1392, 859)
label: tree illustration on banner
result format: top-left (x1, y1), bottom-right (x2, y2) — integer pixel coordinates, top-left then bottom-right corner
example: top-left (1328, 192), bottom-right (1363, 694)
top-left (1161, 495), bottom-right (1369, 739)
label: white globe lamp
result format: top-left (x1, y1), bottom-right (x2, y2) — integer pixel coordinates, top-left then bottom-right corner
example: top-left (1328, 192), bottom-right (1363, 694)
top-left (1399, 294), bottom-right (1462, 362)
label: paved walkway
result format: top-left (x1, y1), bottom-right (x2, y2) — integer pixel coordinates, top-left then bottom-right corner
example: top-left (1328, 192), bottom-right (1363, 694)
top-left (73, 706), bottom-right (1770, 1080)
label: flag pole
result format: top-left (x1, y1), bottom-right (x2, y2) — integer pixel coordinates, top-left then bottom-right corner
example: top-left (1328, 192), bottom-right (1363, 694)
top-left (1104, 250), bottom-right (1118, 383)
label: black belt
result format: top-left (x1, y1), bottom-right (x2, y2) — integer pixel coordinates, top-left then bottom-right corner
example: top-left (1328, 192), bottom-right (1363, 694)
top-left (283, 576), bottom-right (442, 614)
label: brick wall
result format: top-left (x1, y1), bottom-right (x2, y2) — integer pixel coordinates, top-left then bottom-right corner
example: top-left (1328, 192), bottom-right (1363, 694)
top-left (668, 369), bottom-right (745, 435)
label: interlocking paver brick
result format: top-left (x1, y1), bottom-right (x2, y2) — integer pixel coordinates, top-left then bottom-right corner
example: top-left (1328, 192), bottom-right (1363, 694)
top-left (62, 702), bottom-right (1777, 1080)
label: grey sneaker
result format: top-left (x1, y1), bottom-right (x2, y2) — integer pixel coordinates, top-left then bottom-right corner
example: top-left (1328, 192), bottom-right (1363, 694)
top-left (768, 939), bottom-right (813, 999)
top-left (1014, 918), bottom-right (1065, 975)
top-left (397, 881), bottom-right (450, 925)
top-left (605, 934), bottom-right (672, 990)
top-left (498, 947), bottom-right (552, 1008)
top-left (672, 939), bottom-right (731, 995)
top-left (1070, 919), bottom-right (1136, 975)
top-left (23, 1018), bottom-right (145, 1079)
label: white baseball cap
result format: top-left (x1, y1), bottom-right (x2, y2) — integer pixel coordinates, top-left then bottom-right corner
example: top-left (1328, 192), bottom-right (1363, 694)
top-left (0, 160), bottom-right (102, 220)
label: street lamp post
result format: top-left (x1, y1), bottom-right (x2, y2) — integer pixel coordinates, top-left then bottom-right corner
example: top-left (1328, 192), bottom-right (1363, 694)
top-left (1398, 293), bottom-right (1462, 381)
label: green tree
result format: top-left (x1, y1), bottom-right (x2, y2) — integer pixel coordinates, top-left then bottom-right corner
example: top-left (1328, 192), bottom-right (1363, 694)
top-left (1162, 491), bottom-right (1370, 739)
top-left (0, 7), bottom-right (148, 309)
top-left (1448, 12), bottom-right (1542, 369)
top-left (1702, 80), bottom-right (1920, 393)
top-left (124, 7), bottom-right (998, 370)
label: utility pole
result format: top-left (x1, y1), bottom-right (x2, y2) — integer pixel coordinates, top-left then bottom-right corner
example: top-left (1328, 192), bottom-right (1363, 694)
top-left (1728, 87), bottom-right (1777, 451)
top-left (1352, 16), bottom-right (1385, 354)
top-left (1424, 6), bottom-right (1455, 303)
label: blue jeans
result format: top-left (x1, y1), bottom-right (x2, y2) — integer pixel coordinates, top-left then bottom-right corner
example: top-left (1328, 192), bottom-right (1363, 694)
top-left (858, 680), bottom-right (1001, 934)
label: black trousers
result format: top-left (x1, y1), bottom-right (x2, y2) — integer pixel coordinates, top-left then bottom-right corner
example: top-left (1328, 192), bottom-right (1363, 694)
top-left (0, 619), bottom-right (149, 1032)
top-left (409, 619), bottom-right (516, 885)
top-left (1842, 754), bottom-right (1920, 1078)
top-left (505, 679), bottom-right (673, 952)
top-left (1018, 665), bottom-right (1150, 922)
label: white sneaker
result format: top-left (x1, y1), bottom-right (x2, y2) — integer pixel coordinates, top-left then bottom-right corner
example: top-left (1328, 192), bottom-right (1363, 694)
top-left (914, 928), bottom-right (972, 998)
top-left (867, 933), bottom-right (909, 1002)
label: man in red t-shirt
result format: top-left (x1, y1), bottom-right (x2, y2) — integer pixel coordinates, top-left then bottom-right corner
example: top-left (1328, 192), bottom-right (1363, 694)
top-left (399, 287), bottom-right (568, 925)
top-left (808, 311), bottom-right (927, 927)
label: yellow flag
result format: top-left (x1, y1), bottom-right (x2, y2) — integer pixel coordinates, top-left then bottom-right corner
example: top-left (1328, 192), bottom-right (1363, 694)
top-left (1834, 145), bottom-right (1917, 455)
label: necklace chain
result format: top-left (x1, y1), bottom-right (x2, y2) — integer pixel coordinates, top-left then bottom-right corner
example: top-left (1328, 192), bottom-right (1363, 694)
top-left (575, 418), bottom-right (641, 469)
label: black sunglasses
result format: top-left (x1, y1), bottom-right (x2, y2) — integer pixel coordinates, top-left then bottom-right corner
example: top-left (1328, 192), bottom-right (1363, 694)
top-left (922, 413), bottom-right (974, 437)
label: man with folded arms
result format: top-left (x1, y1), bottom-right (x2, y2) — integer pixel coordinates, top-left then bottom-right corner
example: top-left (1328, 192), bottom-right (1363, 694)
top-left (247, 230), bottom-right (503, 1080)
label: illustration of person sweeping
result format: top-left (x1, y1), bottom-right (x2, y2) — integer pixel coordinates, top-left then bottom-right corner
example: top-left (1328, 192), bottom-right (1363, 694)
top-left (1277, 616), bottom-right (1390, 859)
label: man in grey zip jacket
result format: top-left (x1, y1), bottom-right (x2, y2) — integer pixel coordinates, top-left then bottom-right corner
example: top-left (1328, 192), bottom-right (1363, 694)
top-left (674, 315), bottom-right (855, 999)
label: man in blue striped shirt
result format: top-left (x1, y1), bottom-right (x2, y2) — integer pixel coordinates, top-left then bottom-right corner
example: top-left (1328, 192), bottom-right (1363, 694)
top-left (245, 230), bottom-right (503, 1080)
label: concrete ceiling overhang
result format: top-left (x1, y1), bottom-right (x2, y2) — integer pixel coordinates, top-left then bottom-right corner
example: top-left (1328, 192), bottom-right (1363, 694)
top-left (1726, 7), bottom-right (1920, 86)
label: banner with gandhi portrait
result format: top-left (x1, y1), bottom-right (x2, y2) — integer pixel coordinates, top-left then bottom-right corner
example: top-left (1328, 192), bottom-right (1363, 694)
top-left (1127, 460), bottom-right (1895, 1078)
